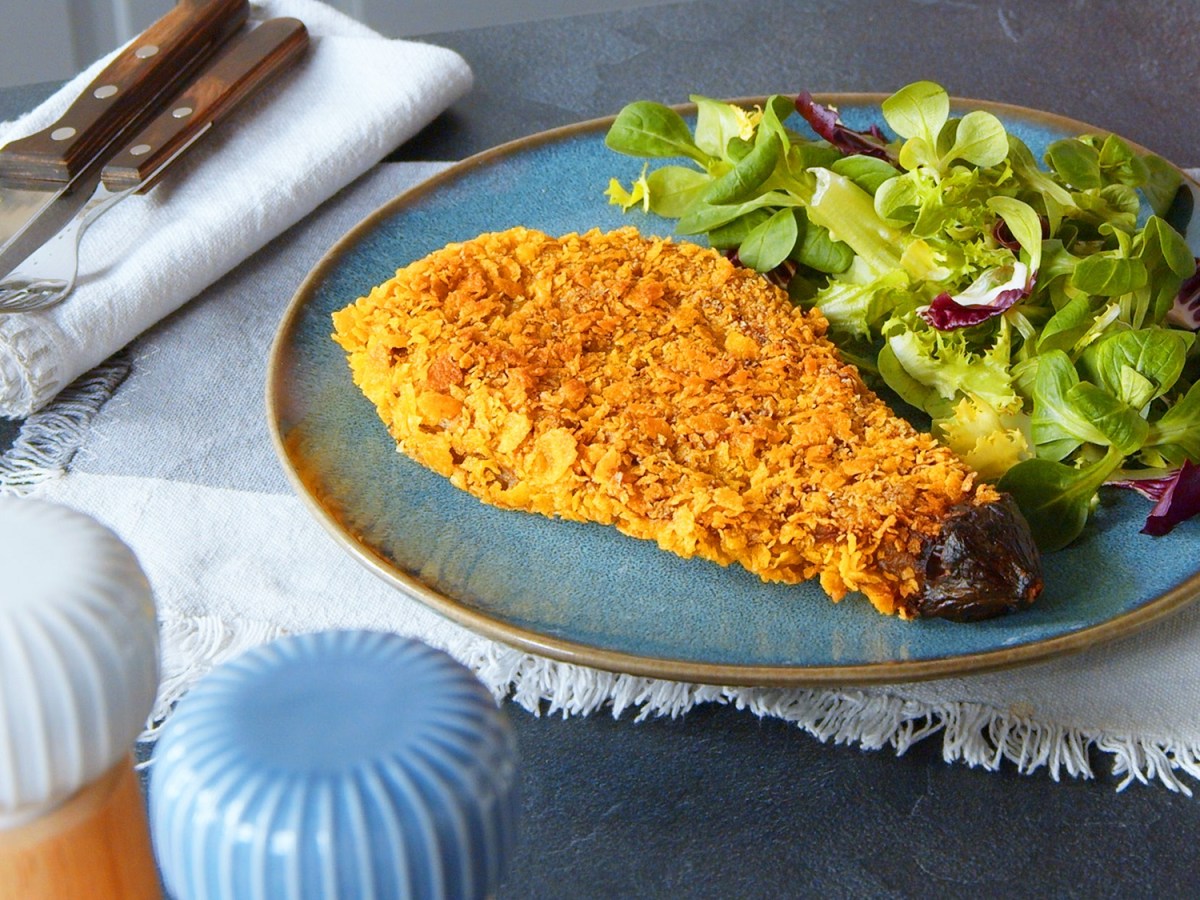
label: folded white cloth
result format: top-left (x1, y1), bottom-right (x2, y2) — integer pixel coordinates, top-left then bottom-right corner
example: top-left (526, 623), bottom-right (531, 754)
top-left (17, 161), bottom-right (1200, 795)
top-left (0, 0), bottom-right (471, 417)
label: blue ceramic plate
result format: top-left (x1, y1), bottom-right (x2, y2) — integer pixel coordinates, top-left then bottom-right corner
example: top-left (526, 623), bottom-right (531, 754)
top-left (267, 96), bottom-right (1200, 685)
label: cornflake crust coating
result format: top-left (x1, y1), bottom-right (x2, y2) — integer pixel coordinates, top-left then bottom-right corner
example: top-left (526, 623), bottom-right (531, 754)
top-left (332, 227), bottom-right (1042, 620)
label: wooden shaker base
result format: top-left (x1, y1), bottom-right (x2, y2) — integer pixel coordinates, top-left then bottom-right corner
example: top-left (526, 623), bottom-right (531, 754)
top-left (0, 755), bottom-right (159, 899)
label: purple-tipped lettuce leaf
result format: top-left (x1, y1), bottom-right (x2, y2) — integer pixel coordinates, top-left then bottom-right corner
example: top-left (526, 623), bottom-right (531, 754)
top-left (991, 219), bottom-right (1022, 254)
top-left (919, 264), bottom-right (1035, 330)
top-left (1108, 459), bottom-right (1200, 536)
top-left (1166, 259), bottom-right (1200, 330)
top-left (795, 92), bottom-right (896, 163)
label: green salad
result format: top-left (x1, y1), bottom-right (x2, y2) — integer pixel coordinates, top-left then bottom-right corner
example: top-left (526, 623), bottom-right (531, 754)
top-left (604, 80), bottom-right (1200, 551)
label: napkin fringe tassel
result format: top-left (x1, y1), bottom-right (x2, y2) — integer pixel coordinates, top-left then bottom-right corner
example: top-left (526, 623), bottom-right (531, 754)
top-left (455, 638), bottom-right (1200, 796)
top-left (144, 611), bottom-right (289, 741)
top-left (143, 610), bottom-right (1200, 795)
top-left (0, 352), bottom-right (131, 492)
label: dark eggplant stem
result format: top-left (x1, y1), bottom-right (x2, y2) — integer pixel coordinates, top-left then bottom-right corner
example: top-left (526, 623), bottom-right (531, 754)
top-left (909, 494), bottom-right (1043, 622)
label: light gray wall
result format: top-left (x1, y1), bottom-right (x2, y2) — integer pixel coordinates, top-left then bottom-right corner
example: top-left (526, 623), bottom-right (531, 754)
top-left (350, 0), bottom-right (687, 36)
top-left (4, 0), bottom-right (86, 87)
top-left (0, 0), bottom-right (688, 90)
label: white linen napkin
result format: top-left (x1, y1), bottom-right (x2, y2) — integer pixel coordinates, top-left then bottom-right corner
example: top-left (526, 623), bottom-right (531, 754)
top-left (15, 161), bottom-right (1200, 795)
top-left (0, 0), bottom-right (472, 417)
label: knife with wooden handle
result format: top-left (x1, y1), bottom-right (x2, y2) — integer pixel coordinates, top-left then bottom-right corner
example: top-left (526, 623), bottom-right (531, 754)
top-left (0, 0), bottom-right (248, 278)
top-left (0, 18), bottom-right (309, 316)
top-left (101, 17), bottom-right (310, 194)
top-left (0, 0), bottom-right (250, 186)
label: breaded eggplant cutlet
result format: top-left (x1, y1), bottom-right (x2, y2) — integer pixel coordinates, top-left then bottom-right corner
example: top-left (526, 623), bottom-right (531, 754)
top-left (332, 226), bottom-right (1042, 620)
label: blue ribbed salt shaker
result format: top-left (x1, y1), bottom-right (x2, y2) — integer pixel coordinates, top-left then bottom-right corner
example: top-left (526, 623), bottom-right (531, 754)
top-left (149, 631), bottom-right (518, 900)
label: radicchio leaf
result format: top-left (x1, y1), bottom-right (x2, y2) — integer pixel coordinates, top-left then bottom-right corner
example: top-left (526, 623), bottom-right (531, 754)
top-left (795, 92), bottom-right (896, 164)
top-left (991, 219), bottom-right (1022, 254)
top-left (992, 215), bottom-right (1049, 253)
top-left (1107, 474), bottom-right (1174, 502)
top-left (1166, 258), bottom-right (1200, 330)
top-left (1108, 459), bottom-right (1200, 536)
top-left (919, 265), bottom-right (1035, 330)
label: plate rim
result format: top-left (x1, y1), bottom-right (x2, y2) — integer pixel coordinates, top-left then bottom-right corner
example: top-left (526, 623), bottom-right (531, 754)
top-left (266, 94), bottom-right (1200, 687)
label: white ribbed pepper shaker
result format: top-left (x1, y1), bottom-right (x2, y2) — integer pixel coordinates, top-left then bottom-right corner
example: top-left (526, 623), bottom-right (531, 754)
top-left (0, 496), bottom-right (161, 899)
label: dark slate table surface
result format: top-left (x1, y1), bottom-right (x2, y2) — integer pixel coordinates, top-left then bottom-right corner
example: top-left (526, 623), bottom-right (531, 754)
top-left (4, 1), bottom-right (1200, 895)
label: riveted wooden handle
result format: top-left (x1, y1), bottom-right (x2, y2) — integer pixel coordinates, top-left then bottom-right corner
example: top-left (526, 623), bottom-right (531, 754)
top-left (0, 0), bottom-right (248, 186)
top-left (100, 18), bottom-right (310, 194)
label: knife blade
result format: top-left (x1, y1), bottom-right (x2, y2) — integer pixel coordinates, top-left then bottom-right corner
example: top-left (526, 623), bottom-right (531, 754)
top-left (0, 0), bottom-right (249, 278)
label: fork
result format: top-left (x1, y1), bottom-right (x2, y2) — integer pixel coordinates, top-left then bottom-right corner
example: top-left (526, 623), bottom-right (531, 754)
top-left (0, 182), bottom-right (136, 312)
top-left (0, 16), bottom-right (309, 314)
